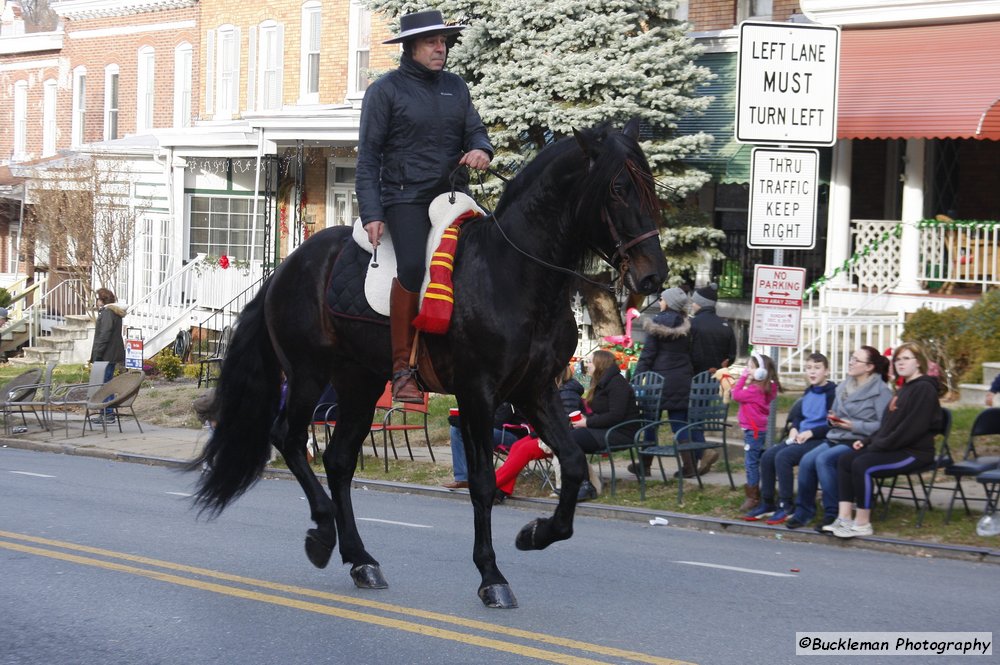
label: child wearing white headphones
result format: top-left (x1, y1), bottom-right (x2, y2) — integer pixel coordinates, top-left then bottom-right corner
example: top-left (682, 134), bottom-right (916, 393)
top-left (730, 351), bottom-right (782, 514)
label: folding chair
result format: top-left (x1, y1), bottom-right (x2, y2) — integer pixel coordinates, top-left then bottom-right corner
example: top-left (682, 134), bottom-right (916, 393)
top-left (873, 407), bottom-right (953, 526)
top-left (634, 371), bottom-right (734, 502)
top-left (941, 408), bottom-right (1000, 521)
top-left (83, 371), bottom-right (145, 437)
top-left (198, 325), bottom-right (233, 388)
top-left (1, 367), bottom-right (44, 434)
top-left (379, 393), bottom-right (435, 471)
top-left (46, 362), bottom-right (109, 438)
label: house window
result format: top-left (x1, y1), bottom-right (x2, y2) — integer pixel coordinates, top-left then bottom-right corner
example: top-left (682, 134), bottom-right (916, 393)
top-left (737, 0), bottom-right (773, 21)
top-left (257, 21), bottom-right (284, 111)
top-left (72, 66), bottom-right (87, 147)
top-left (13, 81), bottom-right (28, 160)
top-left (137, 47), bottom-right (155, 132)
top-left (216, 25), bottom-right (240, 116)
top-left (189, 195), bottom-right (265, 261)
top-left (42, 79), bottom-right (57, 157)
top-left (299, 1), bottom-right (321, 103)
top-left (104, 65), bottom-right (119, 140)
top-left (174, 42), bottom-right (193, 128)
top-left (347, 0), bottom-right (371, 98)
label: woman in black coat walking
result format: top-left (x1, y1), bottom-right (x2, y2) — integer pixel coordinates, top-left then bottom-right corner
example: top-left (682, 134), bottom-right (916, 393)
top-left (90, 287), bottom-right (127, 423)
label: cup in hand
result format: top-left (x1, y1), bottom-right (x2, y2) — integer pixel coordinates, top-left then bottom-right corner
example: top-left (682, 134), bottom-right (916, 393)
top-left (569, 410), bottom-right (583, 423)
top-left (449, 408), bottom-right (459, 417)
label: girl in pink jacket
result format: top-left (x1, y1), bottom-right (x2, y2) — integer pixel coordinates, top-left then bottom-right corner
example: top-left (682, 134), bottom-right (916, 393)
top-left (730, 352), bottom-right (781, 514)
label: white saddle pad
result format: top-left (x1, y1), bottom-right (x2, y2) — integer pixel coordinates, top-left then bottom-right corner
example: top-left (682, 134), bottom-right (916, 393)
top-left (352, 192), bottom-right (485, 316)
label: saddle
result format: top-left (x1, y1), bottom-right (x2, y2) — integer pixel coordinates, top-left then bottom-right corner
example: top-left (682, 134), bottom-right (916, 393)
top-left (350, 192), bottom-right (485, 316)
top-left (326, 193), bottom-right (485, 394)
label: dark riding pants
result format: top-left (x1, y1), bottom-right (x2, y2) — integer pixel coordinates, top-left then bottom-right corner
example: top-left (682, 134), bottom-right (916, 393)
top-left (385, 203), bottom-right (431, 292)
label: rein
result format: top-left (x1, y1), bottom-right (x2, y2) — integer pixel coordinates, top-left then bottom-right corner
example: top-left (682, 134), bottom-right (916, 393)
top-left (449, 165), bottom-right (653, 293)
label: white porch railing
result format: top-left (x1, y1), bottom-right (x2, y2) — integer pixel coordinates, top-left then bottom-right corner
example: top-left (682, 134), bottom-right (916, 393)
top-left (918, 220), bottom-right (1000, 291)
top-left (27, 279), bottom-right (89, 344)
top-left (125, 254), bottom-right (207, 355)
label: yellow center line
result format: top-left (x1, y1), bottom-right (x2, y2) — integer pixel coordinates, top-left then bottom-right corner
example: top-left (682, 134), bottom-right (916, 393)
top-left (0, 530), bottom-right (693, 665)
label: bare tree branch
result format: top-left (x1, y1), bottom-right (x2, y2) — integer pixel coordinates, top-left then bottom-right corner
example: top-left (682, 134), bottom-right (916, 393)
top-left (27, 157), bottom-right (145, 314)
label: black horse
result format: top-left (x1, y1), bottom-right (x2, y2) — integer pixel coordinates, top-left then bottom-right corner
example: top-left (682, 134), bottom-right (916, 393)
top-left (188, 119), bottom-right (668, 608)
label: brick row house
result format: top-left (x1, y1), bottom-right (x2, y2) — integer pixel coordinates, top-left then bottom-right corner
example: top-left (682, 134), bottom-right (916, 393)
top-left (0, 0), bottom-right (400, 358)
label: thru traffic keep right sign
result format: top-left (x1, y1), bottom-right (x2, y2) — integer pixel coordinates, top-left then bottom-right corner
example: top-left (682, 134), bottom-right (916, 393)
top-left (748, 147), bottom-right (818, 250)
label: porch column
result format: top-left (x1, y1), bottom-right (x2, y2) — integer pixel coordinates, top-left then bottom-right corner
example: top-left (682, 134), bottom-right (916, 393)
top-left (171, 156), bottom-right (187, 267)
top-left (825, 139), bottom-right (853, 288)
top-left (897, 138), bottom-right (926, 294)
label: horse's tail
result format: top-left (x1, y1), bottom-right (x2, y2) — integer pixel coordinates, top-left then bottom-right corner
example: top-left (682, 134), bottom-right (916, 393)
top-left (186, 275), bottom-right (282, 517)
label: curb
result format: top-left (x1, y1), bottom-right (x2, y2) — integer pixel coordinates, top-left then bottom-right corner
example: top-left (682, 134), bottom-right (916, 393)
top-left (5, 437), bottom-right (999, 564)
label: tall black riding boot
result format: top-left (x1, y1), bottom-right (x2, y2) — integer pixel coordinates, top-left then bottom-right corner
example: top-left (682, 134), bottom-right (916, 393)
top-left (389, 278), bottom-right (424, 403)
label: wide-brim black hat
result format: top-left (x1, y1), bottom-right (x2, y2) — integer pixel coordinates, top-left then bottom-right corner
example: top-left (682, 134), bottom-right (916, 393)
top-left (383, 10), bottom-right (465, 44)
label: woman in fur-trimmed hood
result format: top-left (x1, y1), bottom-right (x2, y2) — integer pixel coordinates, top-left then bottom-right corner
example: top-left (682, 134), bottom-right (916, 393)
top-left (632, 287), bottom-right (705, 477)
top-left (90, 287), bottom-right (127, 368)
top-left (635, 287), bottom-right (693, 412)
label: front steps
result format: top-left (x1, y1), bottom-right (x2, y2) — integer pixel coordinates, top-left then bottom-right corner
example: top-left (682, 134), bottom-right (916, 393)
top-left (9, 315), bottom-right (94, 366)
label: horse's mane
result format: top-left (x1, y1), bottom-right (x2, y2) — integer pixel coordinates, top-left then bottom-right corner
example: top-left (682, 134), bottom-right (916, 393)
top-left (495, 123), bottom-right (659, 221)
top-left (490, 124), bottom-right (660, 276)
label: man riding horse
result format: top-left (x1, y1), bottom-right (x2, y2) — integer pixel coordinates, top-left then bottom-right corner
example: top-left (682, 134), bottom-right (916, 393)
top-left (357, 9), bottom-right (493, 404)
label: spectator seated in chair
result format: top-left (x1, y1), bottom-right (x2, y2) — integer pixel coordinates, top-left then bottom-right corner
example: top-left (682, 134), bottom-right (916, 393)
top-left (830, 343), bottom-right (943, 539)
top-left (443, 402), bottom-right (527, 490)
top-left (493, 363), bottom-right (586, 503)
top-left (745, 353), bottom-right (836, 525)
top-left (569, 349), bottom-right (641, 501)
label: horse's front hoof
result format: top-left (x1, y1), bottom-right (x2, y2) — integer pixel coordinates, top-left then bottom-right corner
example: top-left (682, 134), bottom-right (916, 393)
top-left (478, 583), bottom-right (518, 609)
top-left (515, 518), bottom-right (546, 551)
top-left (305, 528), bottom-right (334, 569)
top-left (350, 564), bottom-right (388, 589)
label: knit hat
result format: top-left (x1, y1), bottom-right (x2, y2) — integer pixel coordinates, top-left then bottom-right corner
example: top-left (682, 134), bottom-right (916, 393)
top-left (691, 283), bottom-right (718, 309)
top-left (660, 287), bottom-right (689, 312)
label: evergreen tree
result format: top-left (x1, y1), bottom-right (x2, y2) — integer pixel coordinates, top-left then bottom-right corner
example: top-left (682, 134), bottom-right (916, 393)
top-left (367, 0), bottom-right (722, 306)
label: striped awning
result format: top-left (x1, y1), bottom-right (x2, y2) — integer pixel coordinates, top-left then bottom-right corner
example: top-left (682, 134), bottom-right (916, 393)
top-left (839, 21), bottom-right (1000, 140)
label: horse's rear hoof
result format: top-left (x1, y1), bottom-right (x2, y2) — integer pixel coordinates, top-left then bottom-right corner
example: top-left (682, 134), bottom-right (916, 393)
top-left (478, 584), bottom-right (518, 609)
top-left (305, 528), bottom-right (334, 569)
top-left (351, 564), bottom-right (388, 589)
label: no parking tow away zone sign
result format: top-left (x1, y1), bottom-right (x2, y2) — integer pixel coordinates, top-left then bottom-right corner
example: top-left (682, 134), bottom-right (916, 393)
top-left (750, 265), bottom-right (805, 348)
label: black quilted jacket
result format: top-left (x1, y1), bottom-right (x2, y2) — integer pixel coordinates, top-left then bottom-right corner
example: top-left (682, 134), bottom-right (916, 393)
top-left (356, 54), bottom-right (493, 224)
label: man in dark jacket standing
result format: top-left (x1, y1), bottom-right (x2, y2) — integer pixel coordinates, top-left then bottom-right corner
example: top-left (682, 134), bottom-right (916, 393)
top-left (357, 9), bottom-right (493, 404)
top-left (689, 283), bottom-right (737, 376)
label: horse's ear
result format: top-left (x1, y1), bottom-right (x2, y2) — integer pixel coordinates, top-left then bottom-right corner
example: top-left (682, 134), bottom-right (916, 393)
top-left (622, 118), bottom-right (641, 140)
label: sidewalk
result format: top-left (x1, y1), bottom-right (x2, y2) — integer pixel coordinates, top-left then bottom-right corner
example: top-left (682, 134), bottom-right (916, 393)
top-left (3, 415), bottom-right (998, 563)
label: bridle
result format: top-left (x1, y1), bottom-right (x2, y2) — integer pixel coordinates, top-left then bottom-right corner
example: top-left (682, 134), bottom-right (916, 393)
top-left (450, 166), bottom-right (659, 293)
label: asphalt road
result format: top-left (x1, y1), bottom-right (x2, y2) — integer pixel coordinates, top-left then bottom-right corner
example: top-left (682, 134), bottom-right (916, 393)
top-left (1, 447), bottom-right (995, 665)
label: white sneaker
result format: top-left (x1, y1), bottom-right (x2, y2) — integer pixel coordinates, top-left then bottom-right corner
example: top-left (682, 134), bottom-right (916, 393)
top-left (833, 521), bottom-right (874, 538)
top-left (822, 517), bottom-right (852, 533)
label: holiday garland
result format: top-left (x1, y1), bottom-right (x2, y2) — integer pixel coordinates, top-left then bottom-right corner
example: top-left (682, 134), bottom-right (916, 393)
top-left (802, 218), bottom-right (1000, 299)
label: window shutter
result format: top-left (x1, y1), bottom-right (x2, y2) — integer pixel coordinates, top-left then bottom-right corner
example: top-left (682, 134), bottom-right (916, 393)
top-left (205, 29), bottom-right (215, 114)
top-left (231, 27), bottom-right (241, 113)
top-left (246, 25), bottom-right (257, 112)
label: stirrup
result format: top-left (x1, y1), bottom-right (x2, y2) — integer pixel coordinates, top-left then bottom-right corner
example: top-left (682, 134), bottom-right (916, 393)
top-left (391, 369), bottom-right (424, 403)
